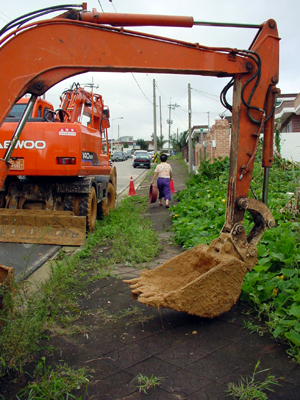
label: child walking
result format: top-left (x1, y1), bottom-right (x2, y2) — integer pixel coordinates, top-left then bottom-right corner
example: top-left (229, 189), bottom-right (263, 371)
top-left (150, 153), bottom-right (173, 208)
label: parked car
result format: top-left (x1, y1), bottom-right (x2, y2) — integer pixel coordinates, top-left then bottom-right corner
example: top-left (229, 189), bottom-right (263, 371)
top-left (133, 150), bottom-right (148, 160)
top-left (125, 149), bottom-right (133, 158)
top-left (148, 151), bottom-right (154, 162)
top-left (112, 151), bottom-right (125, 162)
top-left (133, 152), bottom-right (151, 169)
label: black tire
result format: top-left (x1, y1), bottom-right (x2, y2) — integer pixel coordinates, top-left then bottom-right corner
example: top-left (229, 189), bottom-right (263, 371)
top-left (133, 165), bottom-right (136, 168)
top-left (79, 186), bottom-right (97, 232)
top-left (63, 194), bottom-right (74, 212)
top-left (0, 192), bottom-right (6, 208)
top-left (99, 182), bottom-right (116, 217)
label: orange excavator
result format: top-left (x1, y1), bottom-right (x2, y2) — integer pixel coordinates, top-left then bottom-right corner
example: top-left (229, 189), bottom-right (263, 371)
top-left (0, 83), bottom-right (116, 246)
top-left (0, 4), bottom-right (279, 318)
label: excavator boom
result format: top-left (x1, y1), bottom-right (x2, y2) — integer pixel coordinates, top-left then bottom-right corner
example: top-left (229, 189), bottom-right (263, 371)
top-left (0, 6), bottom-right (280, 317)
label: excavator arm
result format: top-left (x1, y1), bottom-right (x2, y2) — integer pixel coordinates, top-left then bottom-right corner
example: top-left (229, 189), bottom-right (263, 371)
top-left (0, 6), bottom-right (280, 317)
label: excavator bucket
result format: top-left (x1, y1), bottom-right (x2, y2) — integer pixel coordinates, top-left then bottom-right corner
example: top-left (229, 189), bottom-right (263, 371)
top-left (0, 209), bottom-right (86, 246)
top-left (124, 233), bottom-right (258, 318)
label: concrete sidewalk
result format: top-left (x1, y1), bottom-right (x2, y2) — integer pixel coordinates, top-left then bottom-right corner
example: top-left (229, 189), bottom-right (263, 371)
top-left (2, 158), bottom-right (299, 400)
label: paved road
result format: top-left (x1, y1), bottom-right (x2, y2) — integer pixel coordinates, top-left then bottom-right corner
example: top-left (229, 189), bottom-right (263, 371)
top-left (113, 157), bottom-right (150, 194)
top-left (0, 159), bottom-right (150, 280)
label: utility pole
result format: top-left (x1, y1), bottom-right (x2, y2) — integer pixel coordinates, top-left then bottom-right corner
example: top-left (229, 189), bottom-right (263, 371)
top-left (111, 117), bottom-right (123, 152)
top-left (188, 83), bottom-right (192, 174)
top-left (159, 96), bottom-right (162, 150)
top-left (167, 99), bottom-right (180, 155)
top-left (153, 79), bottom-right (157, 153)
top-left (168, 98), bottom-right (172, 154)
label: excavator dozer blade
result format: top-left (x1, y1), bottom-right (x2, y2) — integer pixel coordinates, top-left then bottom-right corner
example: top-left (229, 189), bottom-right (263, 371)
top-left (0, 209), bottom-right (86, 246)
top-left (0, 263), bottom-right (14, 312)
top-left (124, 237), bottom-right (254, 319)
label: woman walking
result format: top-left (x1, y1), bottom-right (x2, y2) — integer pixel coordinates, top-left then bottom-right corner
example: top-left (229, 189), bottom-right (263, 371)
top-left (150, 153), bottom-right (172, 208)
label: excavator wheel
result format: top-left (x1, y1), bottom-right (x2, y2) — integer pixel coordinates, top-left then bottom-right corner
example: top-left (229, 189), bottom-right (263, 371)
top-left (79, 186), bottom-right (97, 232)
top-left (99, 182), bottom-right (116, 217)
top-left (64, 194), bottom-right (74, 212)
top-left (0, 192), bottom-right (6, 208)
top-left (109, 166), bottom-right (117, 189)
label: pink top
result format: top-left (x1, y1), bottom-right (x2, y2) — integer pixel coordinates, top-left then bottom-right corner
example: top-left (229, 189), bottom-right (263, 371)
top-left (155, 162), bottom-right (172, 178)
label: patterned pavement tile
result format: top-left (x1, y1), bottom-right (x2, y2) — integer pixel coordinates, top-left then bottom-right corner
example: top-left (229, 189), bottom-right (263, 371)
top-left (259, 353), bottom-right (299, 380)
top-left (160, 369), bottom-right (212, 396)
top-left (214, 341), bottom-right (264, 369)
top-left (155, 343), bottom-right (207, 367)
top-left (198, 320), bottom-right (248, 340)
top-left (119, 387), bottom-right (188, 399)
top-left (125, 355), bottom-right (179, 378)
top-left (70, 330), bottom-right (123, 357)
top-left (185, 354), bottom-right (239, 381)
top-left (88, 370), bottom-right (136, 399)
top-left (183, 332), bottom-right (232, 354)
top-left (281, 364), bottom-right (300, 386)
top-left (266, 381), bottom-right (300, 400)
top-left (188, 381), bottom-right (228, 400)
top-left (104, 333), bottom-right (174, 370)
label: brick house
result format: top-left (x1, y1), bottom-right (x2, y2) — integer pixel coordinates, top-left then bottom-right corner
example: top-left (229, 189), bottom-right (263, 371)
top-left (274, 93), bottom-right (300, 161)
top-left (275, 93), bottom-right (300, 132)
top-left (193, 119), bottom-right (230, 169)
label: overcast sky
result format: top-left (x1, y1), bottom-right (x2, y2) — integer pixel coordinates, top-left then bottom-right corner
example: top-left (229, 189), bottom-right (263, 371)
top-left (1, 0), bottom-right (299, 142)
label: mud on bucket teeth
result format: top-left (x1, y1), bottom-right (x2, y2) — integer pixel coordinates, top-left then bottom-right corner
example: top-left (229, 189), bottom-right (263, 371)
top-left (124, 234), bottom-right (257, 319)
top-left (0, 209), bottom-right (86, 246)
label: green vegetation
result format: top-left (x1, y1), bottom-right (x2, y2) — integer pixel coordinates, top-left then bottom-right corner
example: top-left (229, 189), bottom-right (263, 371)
top-left (171, 156), bottom-right (300, 361)
top-left (131, 373), bottom-right (163, 394)
top-left (79, 196), bottom-right (161, 266)
top-left (0, 196), bottom-right (159, 392)
top-left (226, 360), bottom-right (280, 400)
top-left (16, 358), bottom-right (89, 400)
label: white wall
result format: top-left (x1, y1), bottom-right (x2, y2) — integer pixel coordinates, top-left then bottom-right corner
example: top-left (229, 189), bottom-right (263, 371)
top-left (281, 133), bottom-right (300, 162)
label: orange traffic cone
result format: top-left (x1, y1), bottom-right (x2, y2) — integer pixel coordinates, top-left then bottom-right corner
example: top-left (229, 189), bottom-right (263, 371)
top-left (170, 179), bottom-right (177, 193)
top-left (128, 176), bottom-right (137, 196)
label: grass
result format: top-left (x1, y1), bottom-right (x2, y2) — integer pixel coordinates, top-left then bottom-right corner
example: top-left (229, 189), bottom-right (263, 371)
top-left (243, 320), bottom-right (266, 337)
top-left (78, 196), bottom-right (161, 266)
top-left (226, 360), bottom-right (280, 400)
top-left (131, 373), bottom-right (163, 394)
top-left (0, 195), bottom-right (160, 397)
top-left (16, 358), bottom-right (89, 400)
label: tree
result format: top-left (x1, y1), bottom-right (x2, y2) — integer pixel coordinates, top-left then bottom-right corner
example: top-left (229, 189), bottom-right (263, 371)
top-left (136, 138), bottom-right (148, 150)
top-left (151, 133), bottom-right (167, 151)
top-left (170, 130), bottom-right (188, 152)
top-left (123, 142), bottom-right (129, 148)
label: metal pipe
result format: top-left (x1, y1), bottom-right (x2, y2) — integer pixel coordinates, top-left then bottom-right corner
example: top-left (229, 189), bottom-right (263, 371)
top-left (262, 167), bottom-right (270, 205)
top-left (193, 21), bottom-right (261, 29)
top-left (3, 94), bottom-right (37, 162)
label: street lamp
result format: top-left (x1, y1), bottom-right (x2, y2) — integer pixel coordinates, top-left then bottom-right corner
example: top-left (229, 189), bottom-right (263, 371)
top-left (111, 117), bottom-right (123, 152)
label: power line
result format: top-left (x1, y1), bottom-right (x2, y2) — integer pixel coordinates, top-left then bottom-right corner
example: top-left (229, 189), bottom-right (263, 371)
top-left (191, 87), bottom-right (220, 102)
top-left (97, 0), bottom-right (104, 12)
top-left (131, 74), bottom-right (152, 104)
top-left (109, 0), bottom-right (118, 13)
